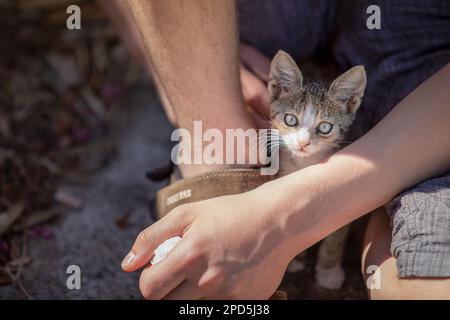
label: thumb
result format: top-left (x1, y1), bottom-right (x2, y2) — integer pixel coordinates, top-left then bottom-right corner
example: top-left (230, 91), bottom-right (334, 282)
top-left (121, 207), bottom-right (193, 272)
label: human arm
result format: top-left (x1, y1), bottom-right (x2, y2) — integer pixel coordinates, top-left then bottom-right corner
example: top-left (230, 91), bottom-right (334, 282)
top-left (122, 64), bottom-right (450, 299)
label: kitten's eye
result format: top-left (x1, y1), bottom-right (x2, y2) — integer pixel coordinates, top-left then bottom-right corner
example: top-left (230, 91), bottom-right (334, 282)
top-left (317, 122), bottom-right (333, 134)
top-left (284, 114), bottom-right (298, 127)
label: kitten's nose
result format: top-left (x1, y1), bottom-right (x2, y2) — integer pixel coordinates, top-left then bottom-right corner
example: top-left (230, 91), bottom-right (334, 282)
top-left (298, 141), bottom-right (310, 150)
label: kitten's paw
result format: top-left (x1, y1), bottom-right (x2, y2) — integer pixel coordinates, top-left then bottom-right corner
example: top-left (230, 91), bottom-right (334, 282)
top-left (315, 264), bottom-right (345, 290)
top-left (287, 259), bottom-right (305, 273)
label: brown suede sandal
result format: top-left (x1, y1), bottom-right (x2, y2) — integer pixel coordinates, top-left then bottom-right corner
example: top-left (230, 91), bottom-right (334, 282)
top-left (147, 163), bottom-right (288, 300)
top-left (148, 167), bottom-right (272, 220)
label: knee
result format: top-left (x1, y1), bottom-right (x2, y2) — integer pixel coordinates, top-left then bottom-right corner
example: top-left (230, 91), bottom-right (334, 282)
top-left (367, 266), bottom-right (450, 300)
top-left (361, 209), bottom-right (450, 300)
top-left (362, 255), bottom-right (401, 299)
top-left (362, 243), bottom-right (450, 299)
top-left (364, 259), bottom-right (404, 299)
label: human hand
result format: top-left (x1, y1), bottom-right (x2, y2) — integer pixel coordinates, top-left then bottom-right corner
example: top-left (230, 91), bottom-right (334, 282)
top-left (239, 43), bottom-right (271, 128)
top-left (121, 190), bottom-right (294, 299)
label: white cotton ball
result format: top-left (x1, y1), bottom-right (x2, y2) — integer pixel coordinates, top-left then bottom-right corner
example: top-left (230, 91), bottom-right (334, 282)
top-left (150, 236), bottom-right (182, 265)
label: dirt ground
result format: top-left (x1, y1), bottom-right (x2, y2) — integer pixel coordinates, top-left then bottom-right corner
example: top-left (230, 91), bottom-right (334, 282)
top-left (280, 220), bottom-right (369, 299)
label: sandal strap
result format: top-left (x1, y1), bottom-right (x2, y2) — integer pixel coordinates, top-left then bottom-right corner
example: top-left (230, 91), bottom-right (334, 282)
top-left (153, 168), bottom-right (273, 220)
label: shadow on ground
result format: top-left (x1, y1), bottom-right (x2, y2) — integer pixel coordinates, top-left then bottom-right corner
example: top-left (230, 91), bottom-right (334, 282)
top-left (0, 84), bottom-right (172, 299)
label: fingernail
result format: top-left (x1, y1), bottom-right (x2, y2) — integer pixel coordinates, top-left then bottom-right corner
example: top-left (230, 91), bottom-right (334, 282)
top-left (121, 251), bottom-right (135, 267)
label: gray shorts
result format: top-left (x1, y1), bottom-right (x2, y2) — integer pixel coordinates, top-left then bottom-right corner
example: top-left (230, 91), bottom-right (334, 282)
top-left (237, 0), bottom-right (450, 277)
top-left (385, 173), bottom-right (450, 278)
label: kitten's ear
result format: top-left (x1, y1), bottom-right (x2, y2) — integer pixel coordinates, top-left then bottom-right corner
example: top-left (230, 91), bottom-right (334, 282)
top-left (268, 50), bottom-right (303, 101)
top-left (328, 66), bottom-right (367, 113)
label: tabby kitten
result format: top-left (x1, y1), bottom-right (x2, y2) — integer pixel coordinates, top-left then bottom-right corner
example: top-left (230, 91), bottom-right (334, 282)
top-left (268, 51), bottom-right (366, 289)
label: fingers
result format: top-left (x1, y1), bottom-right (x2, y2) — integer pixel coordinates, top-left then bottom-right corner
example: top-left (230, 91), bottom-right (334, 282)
top-left (138, 240), bottom-right (191, 300)
top-left (121, 208), bottom-right (193, 272)
top-left (240, 65), bottom-right (271, 117)
top-left (239, 43), bottom-right (272, 122)
top-left (239, 43), bottom-right (271, 82)
top-left (161, 260), bottom-right (225, 300)
top-left (162, 280), bottom-right (204, 300)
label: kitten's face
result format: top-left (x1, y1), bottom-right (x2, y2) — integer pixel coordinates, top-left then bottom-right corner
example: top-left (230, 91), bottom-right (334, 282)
top-left (268, 51), bottom-right (367, 158)
top-left (271, 87), bottom-right (356, 157)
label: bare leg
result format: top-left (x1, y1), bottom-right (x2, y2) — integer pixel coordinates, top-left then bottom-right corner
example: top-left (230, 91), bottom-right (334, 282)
top-left (362, 208), bottom-right (450, 300)
top-left (98, 0), bottom-right (177, 126)
top-left (104, 0), bottom-right (256, 178)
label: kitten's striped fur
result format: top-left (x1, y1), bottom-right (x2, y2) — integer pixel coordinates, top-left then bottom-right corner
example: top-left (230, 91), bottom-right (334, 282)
top-left (268, 51), bottom-right (366, 290)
